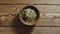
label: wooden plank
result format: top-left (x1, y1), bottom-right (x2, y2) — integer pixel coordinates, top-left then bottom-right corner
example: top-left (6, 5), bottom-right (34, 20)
top-left (0, 14), bottom-right (60, 26)
top-left (36, 18), bottom-right (60, 26)
top-left (0, 27), bottom-right (60, 34)
top-left (0, 5), bottom-right (19, 13)
top-left (40, 13), bottom-right (60, 18)
top-left (31, 27), bottom-right (60, 34)
top-left (1, 13), bottom-right (60, 19)
top-left (0, 5), bottom-right (60, 13)
top-left (0, 16), bottom-right (15, 26)
top-left (0, 0), bottom-right (60, 4)
top-left (0, 32), bottom-right (17, 34)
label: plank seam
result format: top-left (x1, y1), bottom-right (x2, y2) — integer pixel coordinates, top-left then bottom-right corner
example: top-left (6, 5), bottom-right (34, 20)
top-left (1, 26), bottom-right (60, 27)
top-left (0, 4), bottom-right (60, 5)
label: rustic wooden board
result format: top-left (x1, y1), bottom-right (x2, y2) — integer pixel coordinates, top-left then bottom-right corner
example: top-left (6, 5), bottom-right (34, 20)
top-left (0, 32), bottom-right (16, 34)
top-left (0, 14), bottom-right (60, 26)
top-left (0, 27), bottom-right (60, 34)
top-left (0, 0), bottom-right (60, 34)
top-left (0, 0), bottom-right (60, 4)
top-left (0, 5), bottom-right (60, 13)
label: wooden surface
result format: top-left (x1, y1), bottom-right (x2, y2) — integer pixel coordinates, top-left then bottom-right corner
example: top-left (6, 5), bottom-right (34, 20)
top-left (0, 0), bottom-right (60, 4)
top-left (0, 0), bottom-right (60, 34)
top-left (0, 27), bottom-right (60, 34)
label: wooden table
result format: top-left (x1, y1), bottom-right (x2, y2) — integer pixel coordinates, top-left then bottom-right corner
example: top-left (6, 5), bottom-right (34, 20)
top-left (0, 0), bottom-right (60, 34)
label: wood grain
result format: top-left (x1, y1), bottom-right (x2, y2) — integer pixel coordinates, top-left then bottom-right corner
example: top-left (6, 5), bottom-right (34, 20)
top-left (0, 0), bottom-right (60, 34)
top-left (0, 5), bottom-right (60, 13)
top-left (0, 15), bottom-right (60, 26)
top-left (0, 27), bottom-right (60, 34)
top-left (0, 0), bottom-right (60, 4)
